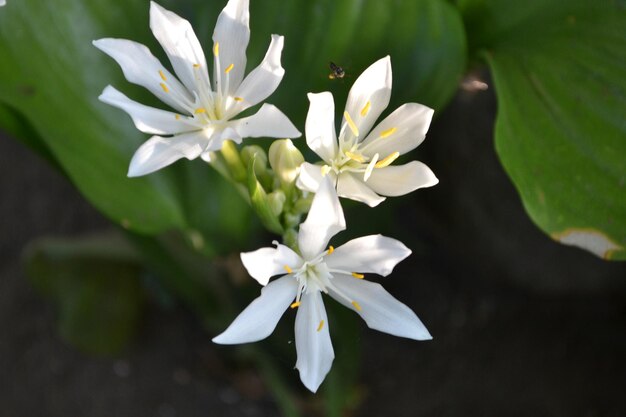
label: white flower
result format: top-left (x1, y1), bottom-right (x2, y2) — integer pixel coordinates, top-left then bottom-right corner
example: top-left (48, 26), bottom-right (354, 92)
top-left (213, 178), bottom-right (431, 392)
top-left (0, 0), bottom-right (5, 6)
top-left (94, 0), bottom-right (300, 177)
top-left (297, 56), bottom-right (438, 207)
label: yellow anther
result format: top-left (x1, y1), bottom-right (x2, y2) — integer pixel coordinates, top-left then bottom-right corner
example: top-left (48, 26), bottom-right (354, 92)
top-left (233, 97), bottom-right (244, 102)
top-left (213, 42), bottom-right (220, 56)
top-left (284, 265), bottom-right (293, 274)
top-left (380, 127), bottom-right (397, 138)
top-left (327, 246), bottom-right (334, 254)
top-left (351, 301), bottom-right (362, 311)
top-left (175, 114), bottom-right (181, 120)
top-left (351, 272), bottom-right (364, 279)
top-left (343, 111), bottom-right (359, 137)
top-left (317, 320), bottom-right (325, 332)
top-left (375, 152), bottom-right (400, 168)
top-left (224, 63), bottom-right (234, 74)
top-left (158, 70), bottom-right (167, 81)
top-left (290, 301), bottom-right (301, 309)
top-left (194, 108), bottom-right (207, 114)
top-left (321, 165), bottom-right (332, 176)
top-left (360, 101), bottom-right (371, 117)
top-left (160, 83), bottom-right (169, 93)
top-left (193, 63), bottom-right (200, 69)
top-left (345, 151), bottom-right (365, 163)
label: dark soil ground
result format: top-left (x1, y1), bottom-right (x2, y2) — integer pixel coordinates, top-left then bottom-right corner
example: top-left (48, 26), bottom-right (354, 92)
top-left (1, 82), bottom-right (625, 417)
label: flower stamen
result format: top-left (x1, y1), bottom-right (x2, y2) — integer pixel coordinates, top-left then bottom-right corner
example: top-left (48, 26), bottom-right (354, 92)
top-left (351, 300), bottom-right (362, 311)
top-left (194, 107), bottom-right (207, 114)
top-left (224, 63), bottom-right (234, 74)
top-left (213, 42), bottom-right (220, 57)
top-left (234, 97), bottom-right (244, 102)
top-left (345, 151), bottom-right (365, 163)
top-left (160, 83), bottom-right (169, 93)
top-left (380, 127), bottom-right (397, 138)
top-left (317, 320), bottom-right (325, 332)
top-left (343, 111), bottom-right (359, 137)
top-left (360, 101), bottom-right (371, 117)
top-left (158, 70), bottom-right (167, 81)
top-left (284, 265), bottom-right (293, 274)
top-left (375, 152), bottom-right (400, 168)
top-left (290, 301), bottom-right (301, 309)
top-left (351, 272), bottom-right (364, 279)
top-left (327, 246), bottom-right (334, 254)
top-left (175, 114), bottom-right (181, 120)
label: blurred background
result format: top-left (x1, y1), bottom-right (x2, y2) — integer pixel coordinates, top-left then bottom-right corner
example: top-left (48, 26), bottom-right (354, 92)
top-left (1, 0), bottom-right (625, 416)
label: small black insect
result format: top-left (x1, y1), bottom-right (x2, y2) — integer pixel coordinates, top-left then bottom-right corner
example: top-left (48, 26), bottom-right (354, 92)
top-left (328, 62), bottom-right (346, 80)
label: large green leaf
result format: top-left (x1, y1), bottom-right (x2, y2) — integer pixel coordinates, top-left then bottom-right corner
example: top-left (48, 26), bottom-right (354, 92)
top-left (461, 0), bottom-right (626, 260)
top-left (0, 0), bottom-right (188, 234)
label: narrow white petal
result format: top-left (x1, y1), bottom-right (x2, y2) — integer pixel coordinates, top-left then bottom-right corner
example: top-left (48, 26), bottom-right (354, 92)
top-left (99, 86), bottom-right (201, 135)
top-left (366, 161), bottom-right (438, 197)
top-left (228, 35), bottom-right (285, 116)
top-left (213, 0), bottom-right (250, 94)
top-left (230, 103), bottom-right (300, 140)
top-left (128, 131), bottom-right (212, 177)
top-left (240, 242), bottom-right (303, 286)
top-left (330, 275), bottom-right (432, 340)
top-left (326, 235), bottom-right (411, 277)
top-left (305, 92), bottom-right (338, 163)
top-left (296, 162), bottom-right (333, 193)
top-left (295, 291), bottom-right (334, 393)
top-left (150, 2), bottom-right (210, 94)
top-left (336, 172), bottom-right (385, 207)
top-left (93, 38), bottom-right (192, 113)
top-left (298, 177), bottom-right (345, 260)
top-left (212, 276), bottom-right (298, 344)
top-left (342, 56), bottom-right (392, 143)
top-left (360, 103), bottom-right (434, 157)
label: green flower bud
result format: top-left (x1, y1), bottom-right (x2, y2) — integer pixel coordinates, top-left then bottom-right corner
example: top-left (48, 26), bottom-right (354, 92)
top-left (267, 190), bottom-right (286, 216)
top-left (241, 145), bottom-right (268, 177)
top-left (268, 139), bottom-right (304, 185)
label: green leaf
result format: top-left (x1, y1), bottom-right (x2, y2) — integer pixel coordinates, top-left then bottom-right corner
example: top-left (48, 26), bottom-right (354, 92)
top-left (461, 0), bottom-right (626, 260)
top-left (247, 157), bottom-right (284, 235)
top-left (0, 0), bottom-right (185, 234)
top-left (23, 233), bottom-right (144, 355)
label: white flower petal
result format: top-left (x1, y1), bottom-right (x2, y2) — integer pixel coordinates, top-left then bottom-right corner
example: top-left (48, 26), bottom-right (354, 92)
top-left (93, 38), bottom-right (192, 113)
top-left (0, 1), bottom-right (5, 6)
top-left (298, 177), bottom-right (345, 259)
top-left (128, 130), bottom-right (212, 177)
top-left (212, 276), bottom-right (298, 344)
top-left (99, 86), bottom-right (201, 135)
top-left (228, 35), bottom-right (285, 115)
top-left (230, 103), bottom-right (300, 140)
top-left (336, 172), bottom-right (385, 207)
top-left (295, 291), bottom-right (334, 393)
top-left (366, 161), bottom-right (438, 197)
top-left (296, 162), bottom-right (333, 193)
top-left (330, 275), bottom-right (432, 340)
top-left (342, 56), bottom-right (392, 143)
top-left (149, 2), bottom-right (210, 94)
top-left (305, 92), bottom-right (338, 163)
top-left (213, 0), bottom-right (250, 95)
top-left (240, 242), bottom-right (303, 286)
top-left (360, 103), bottom-right (434, 157)
top-left (326, 235), bottom-right (411, 277)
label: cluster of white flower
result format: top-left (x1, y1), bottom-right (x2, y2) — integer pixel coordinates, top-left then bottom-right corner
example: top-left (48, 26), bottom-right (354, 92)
top-left (96, 0), bottom-right (437, 393)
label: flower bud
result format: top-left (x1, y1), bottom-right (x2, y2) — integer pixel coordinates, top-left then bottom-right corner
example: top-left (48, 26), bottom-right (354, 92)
top-left (267, 190), bottom-right (286, 216)
top-left (241, 145), bottom-right (268, 177)
top-left (268, 139), bottom-right (304, 185)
